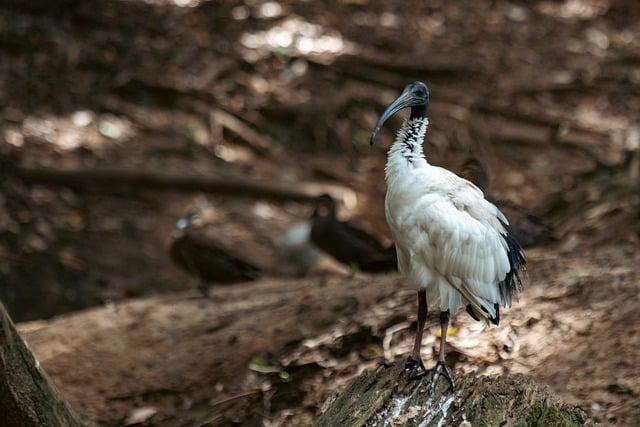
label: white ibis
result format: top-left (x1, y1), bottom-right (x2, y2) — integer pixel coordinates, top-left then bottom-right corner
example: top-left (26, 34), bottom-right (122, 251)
top-left (369, 82), bottom-right (525, 390)
top-left (169, 212), bottom-right (261, 296)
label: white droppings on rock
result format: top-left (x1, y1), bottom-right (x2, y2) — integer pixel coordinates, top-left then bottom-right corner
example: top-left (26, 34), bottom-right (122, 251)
top-left (382, 394), bottom-right (410, 426)
top-left (416, 393), bottom-right (458, 427)
top-left (436, 394), bottom-right (456, 427)
top-left (379, 379), bottom-right (423, 427)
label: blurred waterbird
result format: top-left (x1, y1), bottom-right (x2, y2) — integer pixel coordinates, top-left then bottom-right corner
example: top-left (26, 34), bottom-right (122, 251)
top-left (370, 82), bottom-right (525, 390)
top-left (170, 212), bottom-right (261, 296)
top-left (276, 220), bottom-right (322, 275)
top-left (310, 194), bottom-right (397, 272)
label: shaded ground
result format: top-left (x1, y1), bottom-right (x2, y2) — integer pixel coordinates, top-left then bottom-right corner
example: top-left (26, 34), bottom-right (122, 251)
top-left (19, 243), bottom-right (639, 425)
top-left (1, 0), bottom-right (639, 425)
top-left (20, 274), bottom-right (402, 425)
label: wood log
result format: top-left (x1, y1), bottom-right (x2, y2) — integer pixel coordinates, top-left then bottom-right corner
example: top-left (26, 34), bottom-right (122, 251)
top-left (317, 364), bottom-right (589, 426)
top-left (0, 303), bottom-right (83, 427)
top-left (14, 166), bottom-right (356, 204)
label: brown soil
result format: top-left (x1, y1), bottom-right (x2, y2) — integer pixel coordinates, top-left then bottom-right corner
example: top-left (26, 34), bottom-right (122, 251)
top-left (19, 242), bottom-right (640, 426)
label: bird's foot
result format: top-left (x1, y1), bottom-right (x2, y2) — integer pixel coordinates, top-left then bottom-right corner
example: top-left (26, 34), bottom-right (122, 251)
top-left (430, 360), bottom-right (455, 392)
top-left (404, 356), bottom-right (427, 379)
top-left (197, 282), bottom-right (211, 299)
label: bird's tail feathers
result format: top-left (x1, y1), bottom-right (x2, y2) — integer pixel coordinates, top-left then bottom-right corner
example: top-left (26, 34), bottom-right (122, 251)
top-left (463, 292), bottom-right (499, 326)
top-left (446, 279), bottom-right (499, 325)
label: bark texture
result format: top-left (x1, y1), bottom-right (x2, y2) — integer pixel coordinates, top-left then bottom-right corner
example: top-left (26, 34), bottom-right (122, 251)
top-left (0, 303), bottom-right (83, 427)
top-left (317, 364), bottom-right (589, 426)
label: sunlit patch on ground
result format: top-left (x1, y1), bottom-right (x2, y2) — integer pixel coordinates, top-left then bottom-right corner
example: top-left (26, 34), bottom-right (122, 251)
top-left (240, 16), bottom-right (355, 57)
top-left (13, 112), bottom-right (135, 153)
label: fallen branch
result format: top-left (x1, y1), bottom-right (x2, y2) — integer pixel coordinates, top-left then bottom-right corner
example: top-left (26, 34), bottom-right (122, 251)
top-left (14, 166), bottom-right (355, 203)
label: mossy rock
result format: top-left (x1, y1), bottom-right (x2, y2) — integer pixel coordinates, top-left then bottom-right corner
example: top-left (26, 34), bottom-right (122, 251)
top-left (317, 364), bottom-right (589, 426)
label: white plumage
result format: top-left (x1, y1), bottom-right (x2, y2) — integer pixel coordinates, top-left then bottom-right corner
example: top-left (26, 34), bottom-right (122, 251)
top-left (384, 117), bottom-right (517, 321)
top-left (369, 81), bottom-right (525, 387)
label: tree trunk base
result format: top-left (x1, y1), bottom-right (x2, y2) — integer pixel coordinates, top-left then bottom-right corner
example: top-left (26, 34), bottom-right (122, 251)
top-left (0, 303), bottom-right (83, 427)
top-left (318, 363), bottom-right (589, 426)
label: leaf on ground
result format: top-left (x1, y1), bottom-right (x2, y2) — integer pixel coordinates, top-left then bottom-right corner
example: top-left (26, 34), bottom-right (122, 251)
top-left (125, 406), bottom-right (158, 425)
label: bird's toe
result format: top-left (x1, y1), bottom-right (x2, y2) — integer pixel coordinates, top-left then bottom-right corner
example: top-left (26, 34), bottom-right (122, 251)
top-left (404, 356), bottom-right (427, 379)
top-left (430, 360), bottom-right (455, 392)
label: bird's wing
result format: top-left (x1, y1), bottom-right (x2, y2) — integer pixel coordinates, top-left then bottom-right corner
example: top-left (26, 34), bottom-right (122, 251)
top-left (411, 181), bottom-right (523, 318)
top-left (415, 194), bottom-right (510, 285)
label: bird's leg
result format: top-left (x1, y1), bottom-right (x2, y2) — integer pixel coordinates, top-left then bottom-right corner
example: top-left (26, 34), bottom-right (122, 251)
top-left (431, 310), bottom-right (455, 391)
top-left (405, 290), bottom-right (427, 377)
top-left (197, 281), bottom-right (211, 298)
top-left (437, 310), bottom-right (449, 362)
top-left (177, 246), bottom-right (211, 299)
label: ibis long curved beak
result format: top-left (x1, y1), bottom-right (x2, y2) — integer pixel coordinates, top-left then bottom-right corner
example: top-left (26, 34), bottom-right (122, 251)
top-left (369, 88), bottom-right (416, 146)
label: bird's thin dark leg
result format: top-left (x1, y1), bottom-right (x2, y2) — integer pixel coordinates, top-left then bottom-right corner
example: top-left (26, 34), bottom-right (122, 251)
top-left (412, 290), bottom-right (428, 361)
top-left (178, 247), bottom-right (210, 299)
top-left (437, 310), bottom-right (449, 362)
top-left (405, 290), bottom-right (427, 377)
top-left (431, 310), bottom-right (455, 391)
top-left (197, 281), bottom-right (210, 298)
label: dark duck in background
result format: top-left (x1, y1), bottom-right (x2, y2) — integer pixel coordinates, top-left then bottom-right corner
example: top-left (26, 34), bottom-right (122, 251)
top-left (310, 194), bottom-right (396, 273)
top-left (169, 211), bottom-right (261, 297)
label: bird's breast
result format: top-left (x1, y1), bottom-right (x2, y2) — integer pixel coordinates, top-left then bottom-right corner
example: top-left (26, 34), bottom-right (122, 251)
top-left (385, 189), bottom-right (420, 242)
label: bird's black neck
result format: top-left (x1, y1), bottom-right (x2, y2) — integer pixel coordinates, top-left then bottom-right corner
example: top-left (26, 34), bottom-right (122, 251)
top-left (410, 104), bottom-right (427, 120)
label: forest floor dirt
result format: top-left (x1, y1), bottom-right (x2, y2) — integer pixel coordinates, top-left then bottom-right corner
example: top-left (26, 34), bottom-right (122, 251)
top-left (19, 242), bottom-right (640, 426)
top-left (1, 0), bottom-right (639, 425)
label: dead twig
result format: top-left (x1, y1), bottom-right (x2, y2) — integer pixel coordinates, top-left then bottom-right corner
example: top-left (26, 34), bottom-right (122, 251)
top-left (209, 389), bottom-right (262, 408)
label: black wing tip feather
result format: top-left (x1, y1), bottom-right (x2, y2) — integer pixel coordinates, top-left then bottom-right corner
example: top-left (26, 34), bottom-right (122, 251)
top-left (465, 225), bottom-right (525, 325)
top-left (499, 222), bottom-right (526, 306)
top-left (492, 303), bottom-right (500, 325)
top-left (466, 304), bottom-right (480, 321)
top-left (469, 303), bottom-right (501, 325)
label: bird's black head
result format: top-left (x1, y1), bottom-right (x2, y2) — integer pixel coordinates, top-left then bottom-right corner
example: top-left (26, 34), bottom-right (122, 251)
top-left (312, 194), bottom-right (336, 218)
top-left (460, 158), bottom-right (490, 192)
top-left (370, 81), bottom-right (430, 146)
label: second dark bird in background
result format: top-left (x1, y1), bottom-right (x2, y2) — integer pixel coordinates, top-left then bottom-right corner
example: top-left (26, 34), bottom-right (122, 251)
top-left (310, 194), bottom-right (396, 273)
top-left (169, 212), bottom-right (261, 297)
top-left (459, 158), bottom-right (554, 248)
